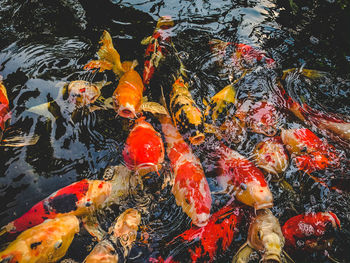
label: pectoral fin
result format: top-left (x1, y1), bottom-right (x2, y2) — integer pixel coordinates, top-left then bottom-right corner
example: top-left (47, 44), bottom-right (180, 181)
top-left (82, 215), bottom-right (106, 242)
top-left (232, 242), bottom-right (255, 263)
top-left (141, 101), bottom-right (168, 115)
top-left (282, 250), bottom-right (295, 263)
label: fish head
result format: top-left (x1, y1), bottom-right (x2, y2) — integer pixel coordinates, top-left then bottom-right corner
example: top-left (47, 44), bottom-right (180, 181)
top-left (122, 117), bottom-right (165, 174)
top-left (253, 136), bottom-right (289, 176)
top-left (67, 80), bottom-right (101, 107)
top-left (248, 209), bottom-right (284, 263)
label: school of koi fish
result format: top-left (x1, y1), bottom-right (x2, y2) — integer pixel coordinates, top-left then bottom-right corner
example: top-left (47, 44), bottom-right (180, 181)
top-left (0, 15), bottom-right (349, 263)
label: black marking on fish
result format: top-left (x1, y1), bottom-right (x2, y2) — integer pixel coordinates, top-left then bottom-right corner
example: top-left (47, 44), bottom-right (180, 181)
top-left (30, 241), bottom-right (42, 249)
top-left (49, 193), bottom-right (78, 213)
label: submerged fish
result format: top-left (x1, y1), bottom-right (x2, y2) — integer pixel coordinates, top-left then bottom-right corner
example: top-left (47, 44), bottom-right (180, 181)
top-left (216, 143), bottom-right (273, 210)
top-left (0, 165), bottom-right (135, 239)
top-left (142, 16), bottom-right (174, 87)
top-left (233, 209), bottom-right (294, 263)
top-left (0, 77), bottom-right (39, 147)
top-left (122, 116), bottom-right (165, 175)
top-left (281, 128), bottom-right (340, 173)
top-left (84, 30), bottom-right (144, 119)
top-left (155, 203), bottom-right (245, 263)
top-left (169, 76), bottom-right (205, 145)
top-left (0, 215), bottom-right (79, 263)
top-left (253, 136), bottom-right (289, 178)
top-left (235, 99), bottom-right (279, 137)
top-left (282, 212), bottom-right (341, 252)
top-left (84, 208), bottom-right (141, 263)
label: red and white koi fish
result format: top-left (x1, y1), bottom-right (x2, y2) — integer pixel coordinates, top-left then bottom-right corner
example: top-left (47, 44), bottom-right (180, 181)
top-left (142, 16), bottom-right (174, 87)
top-left (142, 102), bottom-right (212, 227)
top-left (84, 30), bottom-right (144, 119)
top-left (277, 68), bottom-right (350, 149)
top-left (151, 203), bottom-right (245, 263)
top-left (216, 143), bottom-right (274, 210)
top-left (282, 211), bottom-right (341, 252)
top-left (0, 165), bottom-right (134, 238)
top-left (253, 136), bottom-right (289, 178)
top-left (122, 116), bottom-right (165, 175)
top-left (235, 99), bottom-right (279, 137)
top-left (84, 208), bottom-right (141, 263)
top-left (0, 215), bottom-right (80, 263)
top-left (281, 128), bottom-right (340, 173)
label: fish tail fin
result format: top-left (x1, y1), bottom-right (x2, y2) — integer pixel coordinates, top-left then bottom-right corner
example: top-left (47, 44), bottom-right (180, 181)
top-left (155, 16), bottom-right (174, 30)
top-left (0, 128), bottom-right (40, 147)
top-left (84, 30), bottom-right (125, 77)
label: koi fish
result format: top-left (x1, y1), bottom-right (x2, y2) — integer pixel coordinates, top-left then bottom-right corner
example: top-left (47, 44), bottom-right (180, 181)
top-left (281, 128), bottom-right (340, 173)
top-left (253, 136), bottom-right (289, 178)
top-left (0, 77), bottom-right (39, 147)
top-left (0, 215), bottom-right (79, 263)
top-left (0, 165), bottom-right (135, 239)
top-left (84, 208), bottom-right (141, 263)
top-left (233, 209), bottom-right (294, 263)
top-left (154, 203), bottom-right (245, 263)
top-left (122, 116), bottom-right (165, 176)
top-left (169, 76), bottom-right (205, 145)
top-left (141, 16), bottom-right (174, 87)
top-left (282, 211), bottom-right (341, 252)
top-left (142, 102), bottom-right (212, 227)
top-left (215, 143), bottom-right (273, 210)
top-left (209, 39), bottom-right (275, 71)
top-left (235, 99), bottom-right (279, 136)
top-left (278, 68), bottom-right (350, 149)
top-left (204, 84), bottom-right (246, 144)
top-left (84, 30), bottom-right (143, 119)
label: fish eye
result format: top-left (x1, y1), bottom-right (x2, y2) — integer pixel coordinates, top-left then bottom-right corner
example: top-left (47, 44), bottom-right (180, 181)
top-left (240, 183), bottom-right (247, 191)
top-left (258, 230), bottom-right (263, 240)
top-left (300, 146), bottom-right (307, 153)
top-left (54, 240), bottom-right (63, 249)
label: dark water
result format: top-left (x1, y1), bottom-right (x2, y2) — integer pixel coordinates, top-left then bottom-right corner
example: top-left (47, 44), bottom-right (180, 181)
top-left (0, 0), bottom-right (350, 262)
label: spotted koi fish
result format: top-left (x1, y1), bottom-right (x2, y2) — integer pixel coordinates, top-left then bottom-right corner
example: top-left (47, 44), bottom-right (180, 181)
top-left (204, 84), bottom-right (246, 145)
top-left (169, 76), bottom-right (205, 145)
top-left (0, 215), bottom-right (79, 263)
top-left (0, 165), bottom-right (134, 238)
top-left (215, 143), bottom-right (273, 210)
top-left (152, 203), bottom-right (245, 263)
top-left (142, 102), bottom-right (212, 227)
top-left (123, 116), bottom-right (165, 176)
top-left (84, 30), bottom-right (143, 119)
top-left (282, 212), bottom-right (341, 252)
top-left (253, 136), bottom-right (289, 178)
top-left (281, 128), bottom-right (340, 173)
top-left (233, 209), bottom-right (294, 263)
top-left (84, 208), bottom-right (141, 263)
top-left (142, 16), bottom-right (174, 87)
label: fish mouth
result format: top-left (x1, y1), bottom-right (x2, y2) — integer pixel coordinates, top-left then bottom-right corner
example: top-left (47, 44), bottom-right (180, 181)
top-left (118, 106), bottom-right (137, 119)
top-left (262, 253), bottom-right (282, 263)
top-left (189, 133), bottom-right (205, 145)
top-left (254, 202), bottom-right (273, 210)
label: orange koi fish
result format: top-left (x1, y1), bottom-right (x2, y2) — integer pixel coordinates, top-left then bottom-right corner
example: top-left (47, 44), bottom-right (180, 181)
top-left (282, 212), bottom-right (341, 252)
top-left (253, 136), bottom-right (289, 178)
top-left (122, 116), bottom-right (165, 175)
top-left (84, 208), bottom-right (141, 263)
top-left (0, 77), bottom-right (10, 136)
top-left (142, 102), bottom-right (212, 227)
top-left (0, 215), bottom-right (79, 263)
top-left (152, 203), bottom-right (245, 263)
top-left (281, 128), bottom-right (340, 173)
top-left (84, 30), bottom-right (143, 119)
top-left (233, 209), bottom-right (294, 263)
top-left (0, 165), bottom-right (134, 238)
top-left (215, 143), bottom-right (273, 210)
top-left (142, 16), bottom-right (174, 87)
top-left (169, 76), bottom-right (205, 145)
top-left (235, 99), bottom-right (279, 136)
